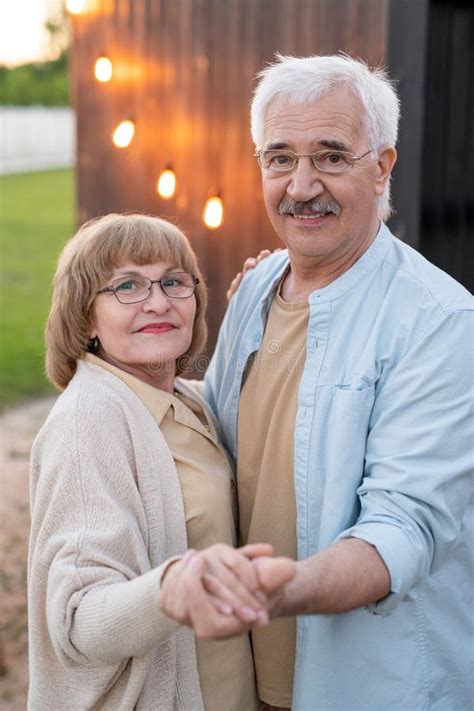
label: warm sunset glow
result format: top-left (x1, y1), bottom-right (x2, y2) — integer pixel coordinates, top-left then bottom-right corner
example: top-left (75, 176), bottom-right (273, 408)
top-left (112, 120), bottom-right (135, 148)
top-left (157, 169), bottom-right (176, 199)
top-left (94, 56), bottom-right (113, 82)
top-left (66, 0), bottom-right (87, 14)
top-left (203, 196), bottom-right (224, 229)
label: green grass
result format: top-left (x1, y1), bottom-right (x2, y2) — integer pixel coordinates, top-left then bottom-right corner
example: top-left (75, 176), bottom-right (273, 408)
top-left (0, 168), bottom-right (74, 409)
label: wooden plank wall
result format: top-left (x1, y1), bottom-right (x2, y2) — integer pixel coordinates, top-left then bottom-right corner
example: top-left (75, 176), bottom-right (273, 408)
top-left (71, 0), bottom-right (389, 354)
top-left (420, 0), bottom-right (473, 290)
top-left (387, 0), bottom-right (429, 249)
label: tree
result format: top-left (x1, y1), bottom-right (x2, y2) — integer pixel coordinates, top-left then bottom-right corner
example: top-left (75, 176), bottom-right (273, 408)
top-left (44, 4), bottom-right (71, 61)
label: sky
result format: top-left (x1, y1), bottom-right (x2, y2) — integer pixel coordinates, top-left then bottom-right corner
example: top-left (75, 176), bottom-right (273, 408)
top-left (0, 0), bottom-right (63, 66)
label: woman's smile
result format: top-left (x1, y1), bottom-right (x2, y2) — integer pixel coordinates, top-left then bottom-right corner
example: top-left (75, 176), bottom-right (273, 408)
top-left (135, 322), bottom-right (177, 334)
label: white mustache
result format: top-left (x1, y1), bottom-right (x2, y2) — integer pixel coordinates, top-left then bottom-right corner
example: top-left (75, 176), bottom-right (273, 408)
top-left (279, 198), bottom-right (341, 217)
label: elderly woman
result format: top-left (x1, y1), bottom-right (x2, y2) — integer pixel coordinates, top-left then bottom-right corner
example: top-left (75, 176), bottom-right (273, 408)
top-left (28, 213), bottom-right (294, 710)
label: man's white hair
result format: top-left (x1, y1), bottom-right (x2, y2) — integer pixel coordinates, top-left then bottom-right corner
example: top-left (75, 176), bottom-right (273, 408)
top-left (250, 54), bottom-right (400, 221)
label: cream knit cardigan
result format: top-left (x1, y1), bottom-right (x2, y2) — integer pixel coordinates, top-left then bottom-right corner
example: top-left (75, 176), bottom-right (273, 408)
top-left (28, 360), bottom-right (205, 710)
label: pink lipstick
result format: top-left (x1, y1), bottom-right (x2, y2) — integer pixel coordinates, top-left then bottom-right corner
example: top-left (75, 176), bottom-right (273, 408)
top-left (136, 323), bottom-right (176, 334)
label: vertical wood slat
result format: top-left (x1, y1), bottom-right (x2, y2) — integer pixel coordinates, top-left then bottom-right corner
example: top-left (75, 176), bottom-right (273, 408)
top-left (387, 0), bottom-right (429, 247)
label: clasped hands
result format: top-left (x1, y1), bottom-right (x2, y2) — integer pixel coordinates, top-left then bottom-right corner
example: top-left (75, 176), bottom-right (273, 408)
top-left (159, 543), bottom-right (296, 639)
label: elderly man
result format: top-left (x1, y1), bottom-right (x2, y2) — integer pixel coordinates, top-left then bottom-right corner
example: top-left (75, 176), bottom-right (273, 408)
top-left (202, 55), bottom-right (473, 711)
top-left (160, 54), bottom-right (472, 709)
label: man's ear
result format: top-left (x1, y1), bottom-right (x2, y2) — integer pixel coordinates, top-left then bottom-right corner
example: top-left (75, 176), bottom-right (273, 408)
top-left (374, 147), bottom-right (397, 196)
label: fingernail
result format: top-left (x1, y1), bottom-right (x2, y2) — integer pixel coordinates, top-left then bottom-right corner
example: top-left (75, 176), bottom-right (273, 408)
top-left (189, 553), bottom-right (202, 570)
top-left (239, 606), bottom-right (257, 622)
top-left (217, 603), bottom-right (233, 616)
top-left (256, 610), bottom-right (268, 625)
top-left (182, 550), bottom-right (196, 566)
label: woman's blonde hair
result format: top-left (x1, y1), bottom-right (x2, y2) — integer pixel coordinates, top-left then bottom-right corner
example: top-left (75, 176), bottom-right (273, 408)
top-left (45, 213), bottom-right (207, 390)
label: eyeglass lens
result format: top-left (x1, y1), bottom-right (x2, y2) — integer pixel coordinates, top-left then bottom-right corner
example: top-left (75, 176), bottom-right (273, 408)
top-left (112, 273), bottom-right (196, 303)
top-left (260, 149), bottom-right (353, 173)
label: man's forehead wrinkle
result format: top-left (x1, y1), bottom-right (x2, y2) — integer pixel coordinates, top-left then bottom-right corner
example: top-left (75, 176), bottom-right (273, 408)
top-left (265, 116), bottom-right (357, 134)
top-left (264, 108), bottom-right (362, 145)
top-left (263, 92), bottom-right (365, 147)
top-left (264, 116), bottom-right (362, 152)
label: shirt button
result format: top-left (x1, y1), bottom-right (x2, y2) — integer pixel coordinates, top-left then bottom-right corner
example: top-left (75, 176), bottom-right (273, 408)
top-left (253, 332), bottom-right (262, 342)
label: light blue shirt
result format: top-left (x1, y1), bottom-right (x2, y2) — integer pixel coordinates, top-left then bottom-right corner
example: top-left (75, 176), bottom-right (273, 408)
top-left (204, 224), bottom-right (473, 711)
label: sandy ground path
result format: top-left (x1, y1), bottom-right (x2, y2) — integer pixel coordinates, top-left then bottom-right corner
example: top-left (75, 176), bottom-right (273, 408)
top-left (0, 397), bottom-right (56, 709)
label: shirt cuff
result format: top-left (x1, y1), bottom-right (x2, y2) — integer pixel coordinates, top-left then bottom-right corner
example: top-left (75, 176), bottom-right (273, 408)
top-left (336, 522), bottom-right (424, 616)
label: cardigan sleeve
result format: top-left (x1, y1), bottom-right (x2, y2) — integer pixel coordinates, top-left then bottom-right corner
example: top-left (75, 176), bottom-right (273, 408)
top-left (29, 393), bottom-right (179, 667)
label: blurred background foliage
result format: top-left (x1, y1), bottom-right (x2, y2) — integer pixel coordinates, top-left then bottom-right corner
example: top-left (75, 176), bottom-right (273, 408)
top-left (0, 4), bottom-right (70, 106)
top-left (0, 53), bottom-right (70, 106)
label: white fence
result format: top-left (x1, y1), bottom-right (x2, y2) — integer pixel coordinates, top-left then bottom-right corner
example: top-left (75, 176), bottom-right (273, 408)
top-left (0, 107), bottom-right (76, 174)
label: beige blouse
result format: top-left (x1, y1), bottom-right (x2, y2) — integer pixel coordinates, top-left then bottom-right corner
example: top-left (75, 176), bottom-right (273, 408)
top-left (86, 354), bottom-right (258, 711)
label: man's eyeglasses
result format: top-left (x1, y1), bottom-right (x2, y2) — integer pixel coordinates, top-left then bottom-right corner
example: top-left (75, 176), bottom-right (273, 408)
top-left (97, 272), bottom-right (199, 304)
top-left (254, 148), bottom-right (375, 174)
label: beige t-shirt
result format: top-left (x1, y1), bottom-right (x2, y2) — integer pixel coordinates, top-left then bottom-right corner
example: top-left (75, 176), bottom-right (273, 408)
top-left (85, 354), bottom-right (258, 711)
top-left (237, 290), bottom-right (309, 708)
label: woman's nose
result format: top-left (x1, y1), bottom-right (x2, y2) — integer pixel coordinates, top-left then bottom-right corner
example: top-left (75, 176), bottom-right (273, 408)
top-left (142, 282), bottom-right (171, 312)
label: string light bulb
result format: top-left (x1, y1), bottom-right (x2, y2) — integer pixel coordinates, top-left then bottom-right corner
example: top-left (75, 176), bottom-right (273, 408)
top-left (157, 168), bottom-right (176, 199)
top-left (95, 56), bottom-right (113, 82)
top-left (66, 0), bottom-right (86, 14)
top-left (112, 120), bottom-right (135, 148)
top-left (203, 195), bottom-right (224, 230)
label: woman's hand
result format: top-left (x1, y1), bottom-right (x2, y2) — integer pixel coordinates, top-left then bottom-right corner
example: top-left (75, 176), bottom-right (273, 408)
top-left (226, 249), bottom-right (281, 302)
top-left (159, 544), bottom-right (297, 640)
top-left (159, 547), bottom-right (265, 639)
top-left (160, 544), bottom-right (272, 629)
top-left (203, 553), bottom-right (297, 622)
top-left (199, 542), bottom-right (273, 623)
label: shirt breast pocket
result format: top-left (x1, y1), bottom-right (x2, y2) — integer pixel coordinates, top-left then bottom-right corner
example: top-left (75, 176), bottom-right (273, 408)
top-left (317, 381), bottom-right (376, 547)
top-left (332, 381), bottom-right (376, 414)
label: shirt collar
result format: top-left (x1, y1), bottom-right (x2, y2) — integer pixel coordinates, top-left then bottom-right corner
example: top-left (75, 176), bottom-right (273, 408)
top-left (307, 222), bottom-right (392, 303)
top-left (83, 354), bottom-right (214, 441)
top-left (260, 222), bottom-right (392, 309)
top-left (84, 353), bottom-right (174, 425)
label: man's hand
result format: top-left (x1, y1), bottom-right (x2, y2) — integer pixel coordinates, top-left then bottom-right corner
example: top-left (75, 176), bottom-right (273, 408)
top-left (202, 548), bottom-right (297, 622)
top-left (226, 249), bottom-right (281, 301)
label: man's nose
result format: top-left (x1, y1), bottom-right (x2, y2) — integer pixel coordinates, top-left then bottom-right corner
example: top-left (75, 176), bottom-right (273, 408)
top-left (142, 282), bottom-right (171, 312)
top-left (286, 157), bottom-right (324, 202)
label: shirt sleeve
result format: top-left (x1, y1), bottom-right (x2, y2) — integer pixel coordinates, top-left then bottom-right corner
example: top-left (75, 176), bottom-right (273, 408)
top-left (337, 307), bottom-right (474, 614)
top-left (29, 396), bottom-right (180, 667)
top-left (203, 294), bottom-right (239, 420)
